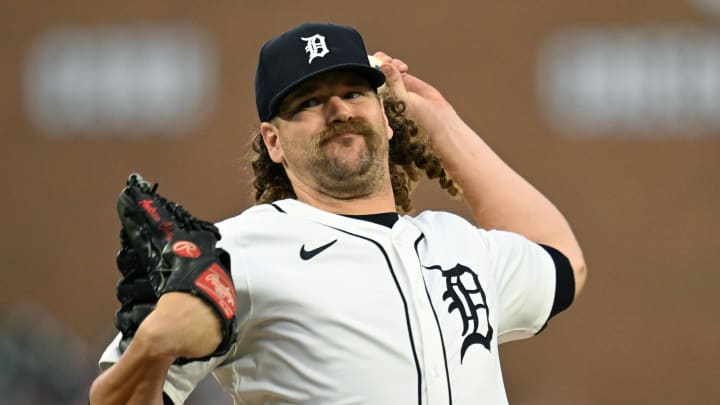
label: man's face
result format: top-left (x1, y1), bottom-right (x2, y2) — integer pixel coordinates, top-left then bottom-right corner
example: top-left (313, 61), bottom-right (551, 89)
top-left (261, 71), bottom-right (393, 199)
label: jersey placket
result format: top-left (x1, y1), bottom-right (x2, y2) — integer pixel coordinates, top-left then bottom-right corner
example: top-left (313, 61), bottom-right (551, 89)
top-left (391, 221), bottom-right (450, 405)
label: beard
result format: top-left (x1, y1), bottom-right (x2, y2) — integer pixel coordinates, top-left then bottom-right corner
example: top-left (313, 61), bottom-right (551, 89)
top-left (308, 118), bottom-right (388, 197)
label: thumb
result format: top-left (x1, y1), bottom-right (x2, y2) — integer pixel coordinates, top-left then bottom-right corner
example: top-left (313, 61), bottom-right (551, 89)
top-left (399, 73), bottom-right (449, 108)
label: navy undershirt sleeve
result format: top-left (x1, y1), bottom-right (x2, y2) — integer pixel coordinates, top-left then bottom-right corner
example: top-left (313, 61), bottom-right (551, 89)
top-left (538, 244), bottom-right (575, 323)
top-left (163, 392), bottom-right (175, 405)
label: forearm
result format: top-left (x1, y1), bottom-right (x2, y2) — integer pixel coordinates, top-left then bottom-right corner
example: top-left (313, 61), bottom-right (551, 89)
top-left (90, 293), bottom-right (222, 404)
top-left (89, 333), bottom-right (174, 405)
top-left (428, 112), bottom-right (586, 294)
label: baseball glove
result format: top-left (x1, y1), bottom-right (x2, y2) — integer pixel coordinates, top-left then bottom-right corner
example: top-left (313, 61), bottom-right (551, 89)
top-left (114, 230), bottom-right (157, 353)
top-left (114, 173), bottom-right (237, 362)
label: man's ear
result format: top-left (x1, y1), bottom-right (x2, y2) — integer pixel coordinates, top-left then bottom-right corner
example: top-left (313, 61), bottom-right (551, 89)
top-left (260, 122), bottom-right (284, 164)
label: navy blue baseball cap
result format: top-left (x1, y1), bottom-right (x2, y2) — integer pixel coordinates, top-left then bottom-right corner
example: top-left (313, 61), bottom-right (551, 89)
top-left (255, 22), bottom-right (386, 122)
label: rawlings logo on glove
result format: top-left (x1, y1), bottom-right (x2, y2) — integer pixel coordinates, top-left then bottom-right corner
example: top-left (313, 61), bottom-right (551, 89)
top-left (194, 264), bottom-right (236, 320)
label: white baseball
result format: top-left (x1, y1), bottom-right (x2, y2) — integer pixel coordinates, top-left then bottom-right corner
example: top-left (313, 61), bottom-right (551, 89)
top-left (368, 55), bottom-right (388, 93)
top-left (368, 54), bottom-right (384, 69)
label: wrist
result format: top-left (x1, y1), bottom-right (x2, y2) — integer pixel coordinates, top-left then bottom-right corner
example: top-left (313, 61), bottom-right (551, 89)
top-left (424, 112), bottom-right (474, 154)
top-left (419, 107), bottom-right (462, 138)
top-left (136, 292), bottom-right (224, 359)
top-left (132, 310), bottom-right (184, 361)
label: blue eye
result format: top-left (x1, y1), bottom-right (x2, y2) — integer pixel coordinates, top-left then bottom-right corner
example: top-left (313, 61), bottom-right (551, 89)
top-left (298, 98), bottom-right (321, 109)
top-left (344, 91), bottom-right (362, 100)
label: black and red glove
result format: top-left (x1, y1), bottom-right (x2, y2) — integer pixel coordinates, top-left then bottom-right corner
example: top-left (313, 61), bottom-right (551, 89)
top-left (113, 173), bottom-right (237, 362)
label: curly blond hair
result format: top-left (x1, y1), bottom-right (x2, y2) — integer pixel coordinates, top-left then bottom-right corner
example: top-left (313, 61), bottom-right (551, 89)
top-left (249, 97), bottom-right (458, 213)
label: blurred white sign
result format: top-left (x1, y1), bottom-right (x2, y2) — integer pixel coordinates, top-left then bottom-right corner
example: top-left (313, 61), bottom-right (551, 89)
top-left (24, 24), bottom-right (217, 137)
top-left (538, 26), bottom-right (720, 137)
top-left (690, 0), bottom-right (720, 17)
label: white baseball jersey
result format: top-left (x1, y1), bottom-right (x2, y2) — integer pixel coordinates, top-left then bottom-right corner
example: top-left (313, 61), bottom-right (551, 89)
top-left (100, 198), bottom-right (572, 404)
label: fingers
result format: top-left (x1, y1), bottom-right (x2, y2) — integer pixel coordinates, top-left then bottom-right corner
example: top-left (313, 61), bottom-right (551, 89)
top-left (373, 51), bottom-right (408, 74)
top-left (371, 51), bottom-right (410, 102)
top-left (378, 61), bottom-right (409, 102)
top-left (371, 51), bottom-right (448, 112)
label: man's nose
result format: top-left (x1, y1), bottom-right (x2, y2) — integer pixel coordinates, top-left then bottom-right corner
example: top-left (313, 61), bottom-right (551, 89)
top-left (324, 96), bottom-right (353, 123)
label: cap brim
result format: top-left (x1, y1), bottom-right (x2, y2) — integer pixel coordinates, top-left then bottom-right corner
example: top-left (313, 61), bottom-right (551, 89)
top-left (267, 64), bottom-right (386, 120)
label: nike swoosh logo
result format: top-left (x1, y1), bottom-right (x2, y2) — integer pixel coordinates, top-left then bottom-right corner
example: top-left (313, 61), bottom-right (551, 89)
top-left (300, 239), bottom-right (338, 260)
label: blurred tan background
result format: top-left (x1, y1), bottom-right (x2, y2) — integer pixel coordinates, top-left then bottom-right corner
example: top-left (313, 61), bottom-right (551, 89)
top-left (1, 0), bottom-right (718, 403)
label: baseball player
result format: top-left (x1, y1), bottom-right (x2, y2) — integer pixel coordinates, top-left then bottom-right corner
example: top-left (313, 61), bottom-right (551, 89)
top-left (90, 22), bottom-right (586, 405)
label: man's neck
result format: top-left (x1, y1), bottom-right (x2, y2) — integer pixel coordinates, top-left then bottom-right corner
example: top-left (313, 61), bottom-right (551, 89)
top-left (293, 186), bottom-right (397, 215)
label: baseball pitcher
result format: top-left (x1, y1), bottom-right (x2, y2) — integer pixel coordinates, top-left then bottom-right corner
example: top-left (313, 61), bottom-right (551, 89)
top-left (90, 22), bottom-right (586, 405)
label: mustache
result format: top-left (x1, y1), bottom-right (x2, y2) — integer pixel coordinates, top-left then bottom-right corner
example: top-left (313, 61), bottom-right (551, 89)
top-left (317, 120), bottom-right (376, 145)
